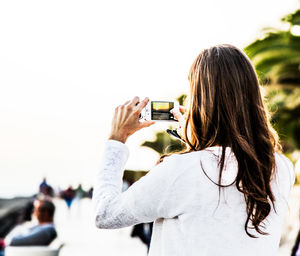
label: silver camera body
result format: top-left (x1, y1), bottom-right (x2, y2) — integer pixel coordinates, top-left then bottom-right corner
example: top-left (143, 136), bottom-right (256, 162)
top-left (140, 100), bottom-right (179, 121)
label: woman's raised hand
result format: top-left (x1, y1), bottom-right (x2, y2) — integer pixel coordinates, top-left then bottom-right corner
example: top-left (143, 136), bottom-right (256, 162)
top-left (108, 97), bottom-right (155, 143)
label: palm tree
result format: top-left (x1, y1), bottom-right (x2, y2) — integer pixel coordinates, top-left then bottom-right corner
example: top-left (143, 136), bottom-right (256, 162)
top-left (245, 9), bottom-right (300, 154)
top-left (244, 9), bottom-right (300, 86)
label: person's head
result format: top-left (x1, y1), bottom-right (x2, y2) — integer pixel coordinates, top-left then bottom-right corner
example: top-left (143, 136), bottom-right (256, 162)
top-left (185, 44), bottom-right (279, 237)
top-left (33, 199), bottom-right (55, 224)
top-left (185, 44), bottom-right (278, 150)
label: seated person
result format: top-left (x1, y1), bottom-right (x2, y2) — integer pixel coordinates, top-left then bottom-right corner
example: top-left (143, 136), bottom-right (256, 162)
top-left (6, 199), bottom-right (57, 246)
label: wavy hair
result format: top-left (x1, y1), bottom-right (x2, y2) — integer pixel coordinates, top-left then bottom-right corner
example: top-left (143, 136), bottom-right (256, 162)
top-left (184, 44), bottom-right (280, 237)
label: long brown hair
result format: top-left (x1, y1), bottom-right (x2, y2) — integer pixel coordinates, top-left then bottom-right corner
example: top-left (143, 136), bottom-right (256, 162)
top-left (184, 44), bottom-right (280, 238)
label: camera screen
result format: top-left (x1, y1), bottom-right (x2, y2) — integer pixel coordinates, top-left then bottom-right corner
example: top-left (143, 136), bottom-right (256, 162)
top-left (151, 101), bottom-right (175, 120)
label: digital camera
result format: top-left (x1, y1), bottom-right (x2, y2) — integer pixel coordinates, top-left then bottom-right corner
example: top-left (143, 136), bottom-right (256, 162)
top-left (140, 100), bottom-right (179, 121)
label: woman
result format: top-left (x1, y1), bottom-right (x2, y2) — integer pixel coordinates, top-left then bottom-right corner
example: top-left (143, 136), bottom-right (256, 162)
top-left (93, 44), bottom-right (295, 255)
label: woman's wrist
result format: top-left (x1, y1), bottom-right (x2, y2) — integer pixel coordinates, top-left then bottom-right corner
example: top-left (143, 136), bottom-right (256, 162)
top-left (108, 133), bottom-right (128, 144)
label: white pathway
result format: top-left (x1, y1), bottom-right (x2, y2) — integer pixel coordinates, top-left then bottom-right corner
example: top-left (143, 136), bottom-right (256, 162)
top-left (54, 199), bottom-right (147, 256)
top-left (53, 186), bottom-right (300, 256)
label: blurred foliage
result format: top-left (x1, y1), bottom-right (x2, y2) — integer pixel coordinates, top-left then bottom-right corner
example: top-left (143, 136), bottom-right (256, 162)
top-left (177, 94), bottom-right (187, 106)
top-left (141, 130), bottom-right (186, 156)
top-left (124, 170), bottom-right (148, 184)
top-left (245, 9), bottom-right (300, 156)
top-left (282, 9), bottom-right (300, 26)
top-left (244, 9), bottom-right (300, 85)
top-left (265, 87), bottom-right (300, 153)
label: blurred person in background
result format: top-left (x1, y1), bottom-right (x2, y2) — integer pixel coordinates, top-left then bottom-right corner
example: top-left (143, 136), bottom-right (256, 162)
top-left (87, 187), bottom-right (93, 199)
top-left (39, 178), bottom-right (54, 197)
top-left (5, 199), bottom-right (57, 246)
top-left (60, 186), bottom-right (75, 209)
top-left (75, 184), bottom-right (87, 200)
top-left (0, 199), bottom-right (34, 254)
top-left (93, 44), bottom-right (295, 256)
top-left (0, 240), bottom-right (4, 256)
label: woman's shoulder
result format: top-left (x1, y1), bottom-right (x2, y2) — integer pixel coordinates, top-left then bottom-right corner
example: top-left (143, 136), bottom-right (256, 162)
top-left (165, 146), bottom-right (231, 162)
top-left (160, 147), bottom-right (225, 175)
top-left (159, 147), bottom-right (236, 186)
top-left (274, 152), bottom-right (294, 172)
top-left (164, 147), bottom-right (219, 163)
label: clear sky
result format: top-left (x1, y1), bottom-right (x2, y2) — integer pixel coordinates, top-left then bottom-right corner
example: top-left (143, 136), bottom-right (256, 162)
top-left (0, 0), bottom-right (299, 197)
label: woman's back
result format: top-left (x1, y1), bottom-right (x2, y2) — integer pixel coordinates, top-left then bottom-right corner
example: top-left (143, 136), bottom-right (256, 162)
top-left (147, 147), bottom-right (294, 256)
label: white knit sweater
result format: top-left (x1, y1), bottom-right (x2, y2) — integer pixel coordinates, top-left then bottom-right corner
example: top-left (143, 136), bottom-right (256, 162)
top-left (93, 140), bottom-right (295, 256)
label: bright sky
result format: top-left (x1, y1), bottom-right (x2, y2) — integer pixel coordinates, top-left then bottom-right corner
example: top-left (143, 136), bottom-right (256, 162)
top-left (0, 0), bottom-right (299, 197)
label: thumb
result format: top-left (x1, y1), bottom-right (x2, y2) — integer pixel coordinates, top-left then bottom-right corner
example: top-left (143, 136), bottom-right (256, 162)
top-left (140, 121), bottom-right (155, 129)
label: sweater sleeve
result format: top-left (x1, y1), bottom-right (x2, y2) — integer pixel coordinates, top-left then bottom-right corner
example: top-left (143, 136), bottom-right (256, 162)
top-left (93, 140), bottom-right (183, 229)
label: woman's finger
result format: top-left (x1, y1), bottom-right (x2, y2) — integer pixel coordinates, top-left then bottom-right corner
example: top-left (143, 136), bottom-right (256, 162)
top-left (128, 96), bottom-right (140, 107)
top-left (139, 120), bottom-right (155, 129)
top-left (116, 100), bottom-right (130, 123)
top-left (122, 100), bottom-right (131, 106)
top-left (136, 97), bottom-right (150, 112)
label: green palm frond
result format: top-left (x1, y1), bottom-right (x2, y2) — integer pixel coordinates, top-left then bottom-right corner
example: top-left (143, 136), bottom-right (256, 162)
top-left (265, 88), bottom-right (300, 152)
top-left (245, 31), bottom-right (300, 85)
top-left (244, 9), bottom-right (300, 152)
